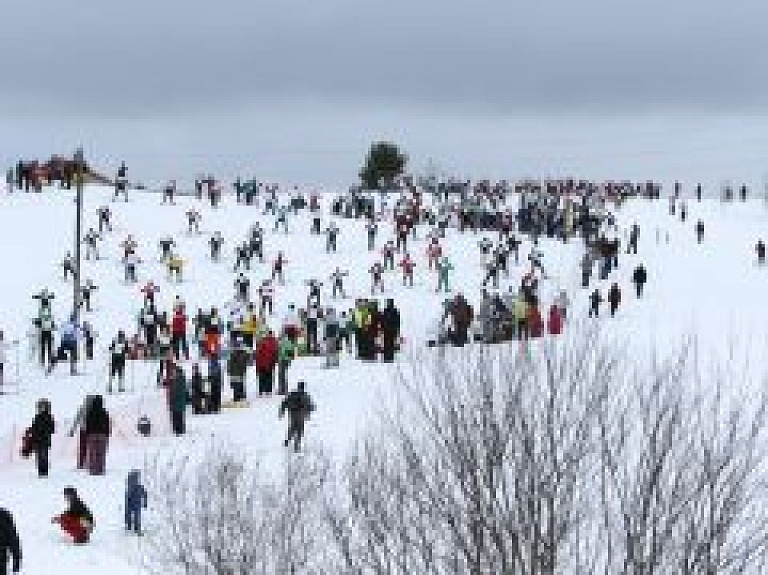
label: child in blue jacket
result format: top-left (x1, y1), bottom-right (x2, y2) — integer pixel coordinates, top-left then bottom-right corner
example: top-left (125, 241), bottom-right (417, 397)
top-left (125, 469), bottom-right (148, 535)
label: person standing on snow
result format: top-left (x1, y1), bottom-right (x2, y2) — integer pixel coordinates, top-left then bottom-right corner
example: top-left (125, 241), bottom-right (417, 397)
top-left (168, 365), bottom-right (188, 435)
top-left (234, 273), bottom-right (250, 303)
top-left (279, 380), bottom-right (315, 452)
top-left (379, 299), bottom-right (401, 362)
top-left (329, 268), bottom-right (348, 299)
top-left (0, 507), bottom-right (21, 574)
top-left (124, 470), bottom-right (148, 536)
top-left (607, 283), bottom-right (622, 317)
top-left (325, 222), bottom-right (340, 253)
top-left (227, 342), bottom-right (250, 403)
top-left (756, 240), bottom-right (766, 264)
top-left (209, 232), bottom-right (224, 261)
top-left (435, 257), bottom-right (454, 293)
top-left (48, 314), bottom-right (80, 375)
top-left (255, 330), bottom-right (278, 395)
top-left (369, 262), bottom-right (385, 294)
top-left (107, 331), bottom-right (128, 393)
top-left (83, 228), bottom-right (101, 261)
top-left (588, 289), bottom-right (603, 318)
top-left (632, 264), bottom-right (647, 297)
top-left (695, 220), bottom-right (705, 243)
top-left (398, 253), bottom-right (415, 287)
top-left (28, 398), bottom-right (55, 477)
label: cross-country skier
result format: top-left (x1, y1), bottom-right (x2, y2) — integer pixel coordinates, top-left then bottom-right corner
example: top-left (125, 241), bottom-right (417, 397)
top-left (158, 237), bottom-right (175, 262)
top-left (97, 206), bottom-right (112, 233)
top-left (382, 241), bottom-right (395, 271)
top-left (121, 235), bottom-right (137, 259)
top-left (325, 222), bottom-right (340, 253)
top-left (83, 228), bottom-right (101, 261)
top-left (369, 262), bottom-right (385, 294)
top-left (259, 279), bottom-right (275, 315)
top-left (695, 220), bottom-right (705, 243)
top-left (185, 210), bottom-right (201, 234)
top-left (107, 331), bottom-right (128, 393)
top-left (61, 252), bottom-right (75, 281)
top-left (33, 289), bottom-right (55, 311)
top-left (140, 281), bottom-right (159, 306)
top-left (329, 268), bottom-right (348, 298)
top-left (209, 232), bottom-right (224, 261)
top-left (399, 253), bottom-right (415, 287)
top-left (607, 283), bottom-right (621, 317)
top-left (233, 241), bottom-right (252, 272)
top-left (162, 180), bottom-right (176, 204)
top-left (272, 252), bottom-right (286, 285)
top-left (632, 264), bottom-right (647, 297)
top-left (234, 273), bottom-right (250, 303)
top-left (166, 253), bottom-right (184, 283)
top-left (426, 237), bottom-right (442, 270)
top-left (248, 224), bottom-right (264, 262)
top-left (79, 280), bottom-right (98, 312)
top-left (123, 254), bottom-right (141, 284)
top-left (305, 279), bottom-right (323, 308)
top-left (757, 240), bottom-right (766, 264)
top-left (365, 219), bottom-right (378, 251)
top-left (436, 256), bottom-right (453, 293)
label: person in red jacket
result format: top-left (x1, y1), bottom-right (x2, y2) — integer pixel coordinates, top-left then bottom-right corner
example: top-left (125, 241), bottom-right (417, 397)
top-left (547, 303), bottom-right (563, 336)
top-left (527, 304), bottom-right (544, 338)
top-left (254, 330), bottom-right (279, 395)
top-left (171, 308), bottom-right (189, 360)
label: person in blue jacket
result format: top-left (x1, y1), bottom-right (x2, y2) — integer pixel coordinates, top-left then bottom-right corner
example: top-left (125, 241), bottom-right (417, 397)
top-left (125, 469), bottom-right (148, 536)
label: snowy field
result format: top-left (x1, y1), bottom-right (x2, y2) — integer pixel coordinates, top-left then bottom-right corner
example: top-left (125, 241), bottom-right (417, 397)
top-left (1, 185), bottom-right (768, 572)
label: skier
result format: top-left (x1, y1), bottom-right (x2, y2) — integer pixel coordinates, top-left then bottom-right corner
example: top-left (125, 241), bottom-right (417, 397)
top-left (607, 283), bottom-right (621, 317)
top-left (695, 220), bottom-right (705, 243)
top-left (588, 289), bottom-right (603, 318)
top-left (32, 288), bottom-right (55, 311)
top-left (272, 252), bottom-right (287, 285)
top-left (380, 299), bottom-right (401, 362)
top-left (279, 380), bottom-right (315, 452)
top-left (158, 237), bottom-right (175, 262)
top-left (757, 241), bottom-right (766, 264)
top-left (329, 268), bottom-right (348, 299)
top-left (632, 264), bottom-right (647, 297)
top-left (305, 279), bottom-right (323, 308)
top-left (81, 321), bottom-right (96, 360)
top-left (248, 224), bottom-right (264, 262)
top-left (120, 235), bottom-right (137, 258)
top-left (162, 180), bottom-right (176, 204)
top-left (61, 252), bottom-right (75, 281)
top-left (382, 240), bottom-right (396, 271)
top-left (0, 507), bottom-right (21, 574)
top-left (122, 253), bottom-right (141, 283)
top-left (274, 204), bottom-right (290, 233)
top-left (398, 253), bottom-right (415, 287)
top-left (52, 487), bottom-right (93, 545)
top-left (233, 241), bottom-right (253, 272)
top-left (325, 222), bottom-right (340, 253)
top-left (209, 232), bottom-right (224, 261)
top-left (426, 237), bottom-right (442, 270)
top-left (258, 279), bottom-right (275, 315)
top-left (185, 210), bottom-right (201, 234)
top-left (48, 313), bottom-right (80, 375)
top-left (436, 256), bottom-right (453, 293)
top-left (36, 305), bottom-right (55, 367)
top-left (77, 279), bottom-right (98, 313)
top-left (124, 470), bottom-right (148, 536)
top-left (140, 281), bottom-right (159, 306)
top-left (107, 331), bottom-right (128, 393)
top-left (234, 273), bottom-right (250, 303)
top-left (97, 205), bottom-right (112, 233)
top-left (166, 253), bottom-right (184, 283)
top-left (482, 259), bottom-right (499, 289)
top-left (170, 307), bottom-right (189, 361)
top-left (227, 342), bottom-right (250, 402)
top-left (369, 262), bottom-right (385, 294)
top-left (365, 219), bottom-right (378, 251)
top-left (83, 228), bottom-right (101, 260)
top-left (114, 161), bottom-right (128, 201)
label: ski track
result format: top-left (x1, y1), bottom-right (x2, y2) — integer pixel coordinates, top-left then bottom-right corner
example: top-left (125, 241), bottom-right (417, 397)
top-left (1, 186), bottom-right (767, 572)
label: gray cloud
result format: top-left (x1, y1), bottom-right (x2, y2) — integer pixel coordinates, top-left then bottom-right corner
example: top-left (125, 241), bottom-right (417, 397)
top-left (2, 0), bottom-right (768, 118)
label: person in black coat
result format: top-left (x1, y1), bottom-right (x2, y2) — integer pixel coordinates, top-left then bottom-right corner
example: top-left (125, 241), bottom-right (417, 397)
top-left (0, 507), bottom-right (21, 574)
top-left (30, 398), bottom-right (55, 477)
top-left (279, 381), bottom-right (315, 452)
top-left (632, 264), bottom-right (647, 297)
top-left (379, 299), bottom-right (401, 363)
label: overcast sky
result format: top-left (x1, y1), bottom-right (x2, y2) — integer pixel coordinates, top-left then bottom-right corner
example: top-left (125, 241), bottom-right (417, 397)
top-left (2, 0), bottom-right (768, 185)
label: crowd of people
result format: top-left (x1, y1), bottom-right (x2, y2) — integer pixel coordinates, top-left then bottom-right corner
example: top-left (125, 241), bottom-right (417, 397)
top-left (6, 162), bottom-right (766, 568)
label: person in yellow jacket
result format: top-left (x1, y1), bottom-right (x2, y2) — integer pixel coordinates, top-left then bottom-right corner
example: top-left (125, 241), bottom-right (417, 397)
top-left (512, 297), bottom-right (529, 340)
top-left (240, 305), bottom-right (258, 348)
top-left (166, 254), bottom-right (184, 283)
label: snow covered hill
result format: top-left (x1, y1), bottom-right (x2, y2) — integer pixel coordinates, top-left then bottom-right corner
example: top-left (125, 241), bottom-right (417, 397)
top-left (1, 185), bottom-right (767, 573)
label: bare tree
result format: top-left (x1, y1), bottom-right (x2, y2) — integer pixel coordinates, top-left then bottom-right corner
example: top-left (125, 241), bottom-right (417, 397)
top-left (326, 328), bottom-right (768, 575)
top-left (141, 437), bottom-right (331, 575)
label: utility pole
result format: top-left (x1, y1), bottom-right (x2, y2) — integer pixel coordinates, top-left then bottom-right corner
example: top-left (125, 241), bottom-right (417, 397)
top-left (73, 148), bottom-right (84, 322)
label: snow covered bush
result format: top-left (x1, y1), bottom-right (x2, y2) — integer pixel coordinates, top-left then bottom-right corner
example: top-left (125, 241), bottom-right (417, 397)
top-left (141, 438), bottom-right (332, 575)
